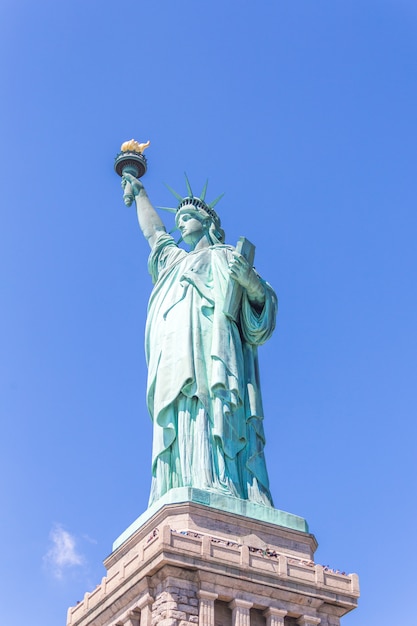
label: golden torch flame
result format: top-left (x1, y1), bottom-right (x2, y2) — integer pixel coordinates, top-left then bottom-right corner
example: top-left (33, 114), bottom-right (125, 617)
top-left (121, 139), bottom-right (150, 154)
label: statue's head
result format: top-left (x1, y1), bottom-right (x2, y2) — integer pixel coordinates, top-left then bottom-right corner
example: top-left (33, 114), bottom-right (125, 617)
top-left (175, 198), bottom-right (225, 244)
top-left (160, 176), bottom-right (225, 245)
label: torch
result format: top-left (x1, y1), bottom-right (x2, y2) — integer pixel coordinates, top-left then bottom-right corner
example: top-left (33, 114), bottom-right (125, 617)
top-left (114, 139), bottom-right (150, 206)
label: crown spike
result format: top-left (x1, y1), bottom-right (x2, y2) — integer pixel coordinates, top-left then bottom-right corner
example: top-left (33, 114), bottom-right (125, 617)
top-left (156, 206), bottom-right (178, 213)
top-left (184, 172), bottom-right (193, 198)
top-left (208, 192), bottom-right (225, 209)
top-left (164, 183), bottom-right (183, 202)
top-left (200, 179), bottom-right (209, 201)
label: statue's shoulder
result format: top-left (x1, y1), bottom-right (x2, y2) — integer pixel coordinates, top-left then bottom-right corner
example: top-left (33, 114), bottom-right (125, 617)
top-left (211, 243), bottom-right (235, 252)
top-left (209, 244), bottom-right (235, 263)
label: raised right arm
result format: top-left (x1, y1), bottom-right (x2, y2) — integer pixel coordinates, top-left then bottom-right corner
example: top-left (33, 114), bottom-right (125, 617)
top-left (122, 173), bottom-right (166, 249)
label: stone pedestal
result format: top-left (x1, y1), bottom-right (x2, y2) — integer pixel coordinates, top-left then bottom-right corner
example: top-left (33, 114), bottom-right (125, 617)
top-left (67, 501), bottom-right (359, 626)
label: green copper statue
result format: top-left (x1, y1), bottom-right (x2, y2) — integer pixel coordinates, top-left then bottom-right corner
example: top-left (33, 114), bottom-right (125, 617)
top-left (118, 149), bottom-right (278, 508)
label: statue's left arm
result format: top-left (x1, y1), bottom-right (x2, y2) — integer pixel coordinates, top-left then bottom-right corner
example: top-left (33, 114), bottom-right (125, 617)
top-left (229, 251), bottom-right (277, 345)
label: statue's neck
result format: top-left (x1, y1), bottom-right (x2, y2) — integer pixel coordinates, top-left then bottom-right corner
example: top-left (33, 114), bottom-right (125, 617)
top-left (190, 236), bottom-right (211, 252)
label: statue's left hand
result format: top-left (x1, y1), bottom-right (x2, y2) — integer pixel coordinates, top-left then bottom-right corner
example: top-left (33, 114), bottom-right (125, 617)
top-left (229, 251), bottom-right (265, 306)
top-left (229, 251), bottom-right (254, 289)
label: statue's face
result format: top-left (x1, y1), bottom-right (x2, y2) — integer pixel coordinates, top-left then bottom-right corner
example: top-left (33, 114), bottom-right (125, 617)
top-left (177, 210), bottom-right (206, 246)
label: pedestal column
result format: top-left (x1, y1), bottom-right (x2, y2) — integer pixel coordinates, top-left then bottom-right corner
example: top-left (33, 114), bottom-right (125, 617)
top-left (198, 590), bottom-right (218, 626)
top-left (229, 599), bottom-right (253, 626)
top-left (137, 593), bottom-right (153, 626)
top-left (124, 612), bottom-right (140, 626)
top-left (264, 608), bottom-right (287, 626)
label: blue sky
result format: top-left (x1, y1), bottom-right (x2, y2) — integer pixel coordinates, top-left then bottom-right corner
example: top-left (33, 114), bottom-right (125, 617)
top-left (1, 1), bottom-right (416, 624)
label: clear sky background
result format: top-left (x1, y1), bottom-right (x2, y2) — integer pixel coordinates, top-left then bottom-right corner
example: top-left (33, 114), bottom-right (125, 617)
top-left (1, 1), bottom-right (416, 624)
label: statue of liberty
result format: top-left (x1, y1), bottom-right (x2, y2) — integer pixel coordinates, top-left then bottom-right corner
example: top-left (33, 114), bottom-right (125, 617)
top-left (120, 167), bottom-right (278, 508)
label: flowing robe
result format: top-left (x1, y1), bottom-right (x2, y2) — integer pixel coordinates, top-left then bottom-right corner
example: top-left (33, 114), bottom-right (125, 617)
top-left (146, 233), bottom-right (277, 506)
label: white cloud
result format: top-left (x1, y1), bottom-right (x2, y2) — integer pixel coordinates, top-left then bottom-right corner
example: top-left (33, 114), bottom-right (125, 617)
top-left (44, 524), bottom-right (85, 579)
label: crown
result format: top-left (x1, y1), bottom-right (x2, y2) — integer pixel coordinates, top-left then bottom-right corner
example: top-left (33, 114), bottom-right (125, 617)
top-left (157, 174), bottom-right (224, 225)
top-left (177, 196), bottom-right (221, 223)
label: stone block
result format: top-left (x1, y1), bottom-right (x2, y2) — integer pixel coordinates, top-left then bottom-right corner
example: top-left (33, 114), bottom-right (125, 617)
top-left (178, 603), bottom-right (198, 615)
top-left (168, 610), bottom-right (187, 620)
